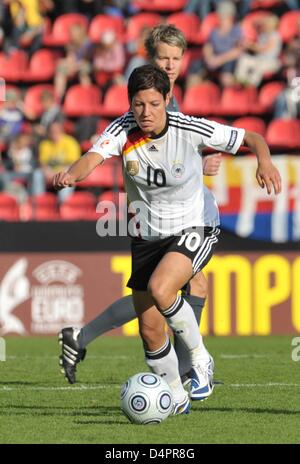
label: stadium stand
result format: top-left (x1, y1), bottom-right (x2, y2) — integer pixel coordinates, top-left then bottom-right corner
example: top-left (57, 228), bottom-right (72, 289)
top-left (59, 191), bottom-right (98, 220)
top-left (23, 49), bottom-right (57, 82)
top-left (0, 0), bottom-right (299, 222)
top-left (134, 0), bottom-right (188, 12)
top-left (181, 82), bottom-right (221, 115)
top-left (63, 84), bottom-right (102, 117)
top-left (166, 12), bottom-right (201, 43)
top-left (266, 118), bottom-right (300, 151)
top-left (43, 13), bottom-right (89, 46)
top-left (126, 13), bottom-right (162, 42)
top-left (0, 193), bottom-right (20, 221)
top-left (98, 83), bottom-right (129, 117)
top-left (232, 116), bottom-right (267, 136)
top-left (88, 15), bottom-right (125, 43)
top-left (23, 84), bottom-right (55, 118)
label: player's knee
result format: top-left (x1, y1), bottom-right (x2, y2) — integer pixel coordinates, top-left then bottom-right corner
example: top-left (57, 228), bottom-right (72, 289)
top-left (147, 279), bottom-right (174, 309)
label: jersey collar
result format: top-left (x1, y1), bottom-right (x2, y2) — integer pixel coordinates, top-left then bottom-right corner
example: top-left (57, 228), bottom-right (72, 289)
top-left (150, 113), bottom-right (169, 140)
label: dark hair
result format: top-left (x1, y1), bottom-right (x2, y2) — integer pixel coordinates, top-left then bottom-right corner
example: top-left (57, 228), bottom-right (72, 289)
top-left (128, 64), bottom-right (170, 103)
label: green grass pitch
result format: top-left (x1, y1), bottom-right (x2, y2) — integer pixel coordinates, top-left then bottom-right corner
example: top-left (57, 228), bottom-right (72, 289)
top-left (0, 335), bottom-right (299, 444)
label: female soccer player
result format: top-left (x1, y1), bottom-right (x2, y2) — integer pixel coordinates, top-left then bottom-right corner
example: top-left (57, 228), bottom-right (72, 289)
top-left (59, 25), bottom-right (220, 391)
top-left (54, 64), bottom-right (281, 413)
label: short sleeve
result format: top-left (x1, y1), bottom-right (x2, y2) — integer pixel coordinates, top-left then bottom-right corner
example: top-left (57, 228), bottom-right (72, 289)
top-left (87, 131), bottom-right (124, 160)
top-left (198, 118), bottom-right (245, 155)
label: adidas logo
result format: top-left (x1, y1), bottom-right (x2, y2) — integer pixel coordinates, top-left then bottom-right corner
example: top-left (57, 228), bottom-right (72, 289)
top-left (148, 144), bottom-right (158, 152)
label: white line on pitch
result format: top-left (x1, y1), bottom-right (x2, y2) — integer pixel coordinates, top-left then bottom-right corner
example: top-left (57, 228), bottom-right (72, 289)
top-left (6, 355), bottom-right (129, 360)
top-left (220, 354), bottom-right (269, 359)
top-left (1, 383), bottom-right (300, 392)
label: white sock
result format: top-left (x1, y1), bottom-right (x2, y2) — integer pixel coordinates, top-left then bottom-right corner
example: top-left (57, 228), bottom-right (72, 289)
top-left (145, 337), bottom-right (187, 404)
top-left (163, 296), bottom-right (210, 366)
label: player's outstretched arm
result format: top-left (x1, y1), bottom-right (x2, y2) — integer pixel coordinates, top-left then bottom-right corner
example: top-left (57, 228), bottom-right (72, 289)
top-left (243, 131), bottom-right (282, 195)
top-left (53, 152), bottom-right (103, 190)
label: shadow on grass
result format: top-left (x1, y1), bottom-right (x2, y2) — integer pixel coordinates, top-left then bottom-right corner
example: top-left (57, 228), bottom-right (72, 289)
top-left (0, 404), bottom-right (121, 417)
top-left (75, 419), bottom-right (127, 425)
top-left (193, 406), bottom-right (300, 415)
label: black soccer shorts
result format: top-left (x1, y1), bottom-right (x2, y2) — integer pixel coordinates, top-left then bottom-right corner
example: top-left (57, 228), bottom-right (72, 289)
top-left (127, 226), bottom-right (220, 291)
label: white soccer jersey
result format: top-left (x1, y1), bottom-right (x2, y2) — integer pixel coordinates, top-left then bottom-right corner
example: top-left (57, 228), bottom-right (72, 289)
top-left (89, 111), bottom-right (245, 239)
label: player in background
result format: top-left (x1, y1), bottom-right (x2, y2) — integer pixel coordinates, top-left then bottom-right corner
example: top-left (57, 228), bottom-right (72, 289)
top-left (54, 65), bottom-right (281, 413)
top-left (58, 25), bottom-right (222, 389)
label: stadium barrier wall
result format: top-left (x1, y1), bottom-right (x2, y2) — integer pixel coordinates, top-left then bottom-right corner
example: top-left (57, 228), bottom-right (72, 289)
top-left (0, 221), bottom-right (299, 336)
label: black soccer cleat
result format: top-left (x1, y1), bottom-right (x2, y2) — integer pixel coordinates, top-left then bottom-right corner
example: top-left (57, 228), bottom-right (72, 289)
top-left (58, 327), bottom-right (86, 384)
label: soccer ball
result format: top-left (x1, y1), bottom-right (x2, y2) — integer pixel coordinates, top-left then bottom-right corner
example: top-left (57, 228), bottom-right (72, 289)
top-left (120, 372), bottom-right (173, 425)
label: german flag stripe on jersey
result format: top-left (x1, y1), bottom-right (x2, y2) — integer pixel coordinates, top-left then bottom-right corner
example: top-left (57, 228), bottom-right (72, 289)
top-left (122, 128), bottom-right (152, 156)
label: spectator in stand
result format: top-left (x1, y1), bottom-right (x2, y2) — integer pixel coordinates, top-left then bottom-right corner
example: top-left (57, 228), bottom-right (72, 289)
top-left (187, 1), bottom-right (243, 88)
top-left (52, 0), bottom-right (103, 16)
top-left (5, 0), bottom-right (46, 55)
top-left (184, 0), bottom-right (251, 21)
top-left (78, 0), bottom-right (104, 17)
top-left (2, 133), bottom-right (44, 197)
top-left (235, 14), bottom-right (282, 87)
top-left (273, 19), bottom-right (300, 118)
top-left (38, 122), bottom-right (81, 202)
top-left (0, 1), bottom-right (10, 47)
top-left (102, 0), bottom-right (140, 17)
top-left (284, 0), bottom-right (300, 9)
top-left (253, 0), bottom-right (299, 10)
top-left (32, 89), bottom-right (64, 140)
top-left (54, 23), bottom-right (93, 102)
top-left (93, 29), bottom-right (125, 87)
top-left (0, 89), bottom-right (24, 147)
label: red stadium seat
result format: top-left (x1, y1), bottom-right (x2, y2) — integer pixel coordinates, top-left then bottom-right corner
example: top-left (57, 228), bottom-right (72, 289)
top-left (0, 50), bottom-right (28, 82)
top-left (32, 192), bottom-right (57, 208)
top-left (266, 119), bottom-right (300, 151)
top-left (89, 15), bottom-right (125, 43)
top-left (59, 191), bottom-right (98, 220)
top-left (34, 209), bottom-right (60, 221)
top-left (250, 0), bottom-right (281, 9)
top-left (43, 14), bottom-right (89, 46)
top-left (134, 0), bottom-right (188, 11)
top-left (126, 13), bottom-right (162, 42)
top-left (0, 193), bottom-right (19, 221)
top-left (232, 116), bottom-right (266, 136)
top-left (27, 193), bottom-right (59, 221)
top-left (193, 12), bottom-right (218, 44)
top-left (98, 84), bottom-right (129, 117)
top-left (218, 86), bottom-right (258, 116)
top-left (279, 11), bottom-right (300, 43)
top-left (181, 82), bottom-right (221, 116)
top-left (23, 84), bottom-right (55, 118)
top-left (257, 81), bottom-right (286, 113)
top-left (63, 84), bottom-right (102, 117)
top-left (166, 13), bottom-right (201, 43)
top-left (23, 49), bottom-right (56, 82)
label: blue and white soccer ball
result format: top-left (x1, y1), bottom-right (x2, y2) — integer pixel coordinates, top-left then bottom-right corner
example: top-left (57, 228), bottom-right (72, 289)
top-left (120, 373), bottom-right (173, 425)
